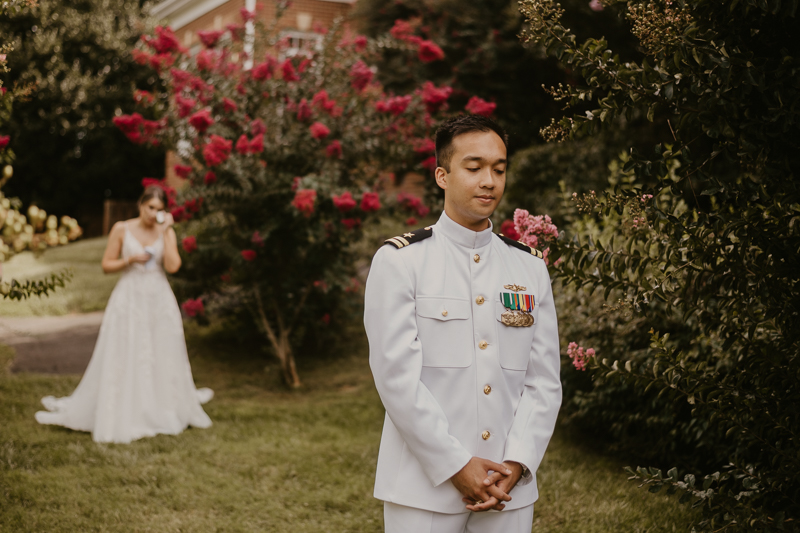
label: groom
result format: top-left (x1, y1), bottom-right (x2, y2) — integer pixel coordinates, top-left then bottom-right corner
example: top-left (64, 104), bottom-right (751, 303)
top-left (364, 115), bottom-right (562, 532)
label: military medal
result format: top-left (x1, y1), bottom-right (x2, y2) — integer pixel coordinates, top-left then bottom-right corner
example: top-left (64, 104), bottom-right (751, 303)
top-left (500, 285), bottom-right (535, 327)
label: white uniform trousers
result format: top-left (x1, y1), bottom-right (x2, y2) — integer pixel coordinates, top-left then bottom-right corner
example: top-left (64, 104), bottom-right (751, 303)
top-left (384, 502), bottom-right (534, 533)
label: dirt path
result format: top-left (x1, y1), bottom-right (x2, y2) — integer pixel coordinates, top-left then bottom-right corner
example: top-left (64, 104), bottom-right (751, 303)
top-left (0, 312), bottom-right (102, 374)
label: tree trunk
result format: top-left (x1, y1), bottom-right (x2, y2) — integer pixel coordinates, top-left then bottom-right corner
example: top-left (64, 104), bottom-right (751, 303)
top-left (252, 288), bottom-right (304, 388)
top-left (276, 328), bottom-right (301, 388)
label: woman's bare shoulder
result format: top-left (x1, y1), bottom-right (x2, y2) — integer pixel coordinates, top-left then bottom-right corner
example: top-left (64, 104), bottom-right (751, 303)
top-left (109, 220), bottom-right (133, 237)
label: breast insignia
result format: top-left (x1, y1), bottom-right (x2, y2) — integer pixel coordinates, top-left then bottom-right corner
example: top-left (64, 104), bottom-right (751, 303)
top-left (384, 226), bottom-right (433, 249)
top-left (498, 234), bottom-right (544, 259)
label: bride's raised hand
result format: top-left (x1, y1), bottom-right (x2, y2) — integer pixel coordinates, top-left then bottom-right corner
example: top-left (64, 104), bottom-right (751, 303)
top-left (128, 253), bottom-right (152, 264)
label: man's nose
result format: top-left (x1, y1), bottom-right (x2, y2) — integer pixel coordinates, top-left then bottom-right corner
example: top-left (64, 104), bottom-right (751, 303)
top-left (478, 168), bottom-right (495, 188)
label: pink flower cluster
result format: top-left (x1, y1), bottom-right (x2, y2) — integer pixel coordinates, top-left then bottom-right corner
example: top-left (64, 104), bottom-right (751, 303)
top-left (512, 208), bottom-right (559, 262)
top-left (112, 113), bottom-right (163, 145)
top-left (311, 90), bottom-right (342, 117)
top-left (389, 19), bottom-right (445, 63)
top-left (182, 298), bottom-right (205, 317)
top-left (420, 82), bottom-right (452, 113)
top-left (349, 60), bottom-right (373, 92)
top-left (397, 192), bottom-right (430, 217)
top-left (182, 235), bottom-right (197, 253)
top-left (235, 133), bottom-right (264, 154)
top-left (465, 96), bottom-right (496, 117)
top-left (375, 95), bottom-right (412, 116)
top-left (567, 342), bottom-right (596, 371)
top-left (293, 189), bottom-right (317, 217)
top-left (203, 134), bottom-right (232, 166)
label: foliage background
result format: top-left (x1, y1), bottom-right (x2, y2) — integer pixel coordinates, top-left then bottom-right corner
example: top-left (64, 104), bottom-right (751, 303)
top-left (0, 0), bottom-right (164, 235)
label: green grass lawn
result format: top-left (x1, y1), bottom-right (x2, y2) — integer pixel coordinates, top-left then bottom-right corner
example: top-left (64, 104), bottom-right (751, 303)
top-left (0, 236), bottom-right (119, 317)
top-left (0, 324), bottom-right (697, 532)
top-left (0, 236), bottom-right (697, 531)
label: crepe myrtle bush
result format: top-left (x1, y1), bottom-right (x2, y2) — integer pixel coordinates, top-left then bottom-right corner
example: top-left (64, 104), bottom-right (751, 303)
top-left (520, 0), bottom-right (800, 531)
top-left (112, 4), bottom-right (492, 387)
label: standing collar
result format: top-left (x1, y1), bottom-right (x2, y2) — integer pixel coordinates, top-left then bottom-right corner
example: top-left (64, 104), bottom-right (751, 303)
top-left (434, 210), bottom-right (494, 249)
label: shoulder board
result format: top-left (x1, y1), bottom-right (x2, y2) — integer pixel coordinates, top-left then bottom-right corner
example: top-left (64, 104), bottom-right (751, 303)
top-left (498, 234), bottom-right (544, 259)
top-left (384, 226), bottom-right (433, 249)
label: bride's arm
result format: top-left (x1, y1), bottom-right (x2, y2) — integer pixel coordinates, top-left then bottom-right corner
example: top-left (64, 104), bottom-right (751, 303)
top-left (101, 223), bottom-right (131, 274)
top-left (162, 227), bottom-right (182, 274)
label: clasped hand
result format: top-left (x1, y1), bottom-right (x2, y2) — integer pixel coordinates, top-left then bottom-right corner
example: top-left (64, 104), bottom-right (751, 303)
top-left (450, 457), bottom-right (523, 512)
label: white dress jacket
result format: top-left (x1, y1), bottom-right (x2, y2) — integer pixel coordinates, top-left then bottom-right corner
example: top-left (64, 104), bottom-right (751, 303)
top-left (365, 211), bottom-right (562, 514)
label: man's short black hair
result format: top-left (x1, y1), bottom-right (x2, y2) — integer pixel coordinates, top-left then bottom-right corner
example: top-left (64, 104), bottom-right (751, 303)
top-left (435, 115), bottom-right (508, 172)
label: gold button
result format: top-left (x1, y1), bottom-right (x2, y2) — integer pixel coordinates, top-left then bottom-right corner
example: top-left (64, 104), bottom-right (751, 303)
top-left (476, 296), bottom-right (485, 305)
top-left (473, 254), bottom-right (480, 263)
top-left (481, 430), bottom-right (490, 440)
top-left (478, 340), bottom-right (488, 350)
top-left (442, 310), bottom-right (448, 317)
top-left (484, 385), bottom-right (491, 395)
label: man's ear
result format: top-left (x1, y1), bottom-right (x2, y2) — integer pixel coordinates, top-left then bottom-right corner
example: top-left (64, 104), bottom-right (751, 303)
top-left (434, 167), bottom-right (448, 190)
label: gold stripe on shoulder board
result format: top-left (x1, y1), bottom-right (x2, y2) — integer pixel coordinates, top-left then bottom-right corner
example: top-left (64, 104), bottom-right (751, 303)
top-left (386, 237), bottom-right (405, 248)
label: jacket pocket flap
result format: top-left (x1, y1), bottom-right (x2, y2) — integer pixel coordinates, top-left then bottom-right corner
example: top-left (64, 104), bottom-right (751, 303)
top-left (416, 297), bottom-right (470, 320)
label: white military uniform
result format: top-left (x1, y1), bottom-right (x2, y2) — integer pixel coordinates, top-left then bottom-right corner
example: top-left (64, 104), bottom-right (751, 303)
top-left (365, 211), bottom-right (562, 533)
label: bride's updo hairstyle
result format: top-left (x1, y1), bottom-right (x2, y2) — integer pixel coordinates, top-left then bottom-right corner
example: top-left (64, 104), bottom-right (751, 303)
top-left (138, 185), bottom-right (168, 209)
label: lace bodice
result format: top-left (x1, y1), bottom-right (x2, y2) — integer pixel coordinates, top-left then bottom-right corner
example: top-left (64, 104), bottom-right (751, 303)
top-left (123, 223), bottom-right (164, 273)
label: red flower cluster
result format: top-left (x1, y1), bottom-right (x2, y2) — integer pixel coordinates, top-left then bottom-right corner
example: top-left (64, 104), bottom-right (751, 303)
top-left (360, 192), bottom-right (381, 213)
top-left (113, 113), bottom-right (162, 145)
top-left (203, 134), bottom-right (232, 166)
top-left (354, 35), bottom-right (368, 52)
top-left (239, 7), bottom-right (256, 22)
top-left (350, 60), bottom-right (373, 92)
top-left (235, 133), bottom-right (264, 154)
top-left (418, 41), bottom-right (445, 63)
top-left (241, 249), bottom-right (257, 261)
top-left (250, 118), bottom-right (266, 135)
top-left (390, 19), bottom-right (422, 45)
top-left (134, 90), bottom-right (155, 106)
top-left (132, 49), bottom-right (175, 72)
top-left (181, 298), bottom-right (205, 317)
top-left (222, 97), bottom-right (238, 113)
top-left (174, 164), bottom-right (192, 178)
top-left (341, 218), bottom-right (361, 230)
top-left (251, 231), bottom-right (265, 247)
top-left (397, 192), bottom-right (430, 217)
top-left (326, 140), bottom-right (342, 158)
top-left (500, 220), bottom-right (520, 241)
top-left (297, 98), bottom-right (312, 121)
top-left (311, 90), bottom-right (342, 117)
top-left (421, 82), bottom-right (452, 113)
top-left (0, 135), bottom-right (9, 150)
top-left (292, 189), bottom-right (317, 217)
top-left (252, 59), bottom-right (275, 81)
top-left (189, 109), bottom-right (213, 132)
top-left (142, 26), bottom-right (182, 54)
top-left (465, 96), bottom-right (497, 117)
top-left (309, 122), bottom-right (330, 140)
top-left (182, 235), bottom-right (197, 253)
top-left (375, 95), bottom-right (412, 116)
top-left (281, 59), bottom-right (299, 82)
top-left (203, 171), bottom-right (216, 185)
top-left (174, 95), bottom-right (196, 117)
top-left (198, 29), bottom-right (224, 48)
top-left (196, 49), bottom-right (217, 71)
top-left (413, 138), bottom-right (436, 154)
top-left (333, 191), bottom-right (357, 212)
top-left (420, 156), bottom-right (437, 171)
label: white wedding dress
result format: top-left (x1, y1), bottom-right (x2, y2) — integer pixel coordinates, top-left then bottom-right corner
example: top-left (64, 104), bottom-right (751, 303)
top-left (35, 223), bottom-right (213, 443)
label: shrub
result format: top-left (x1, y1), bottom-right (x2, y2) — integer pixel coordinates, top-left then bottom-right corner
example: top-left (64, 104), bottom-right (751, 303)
top-left (114, 5), bottom-right (474, 387)
top-left (519, 0), bottom-right (800, 530)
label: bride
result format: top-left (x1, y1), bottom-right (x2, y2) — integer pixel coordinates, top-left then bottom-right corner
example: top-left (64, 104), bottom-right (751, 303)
top-left (35, 185), bottom-right (213, 443)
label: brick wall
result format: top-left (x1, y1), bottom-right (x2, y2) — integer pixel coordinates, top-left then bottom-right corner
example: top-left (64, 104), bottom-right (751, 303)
top-left (177, 0), bottom-right (353, 50)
